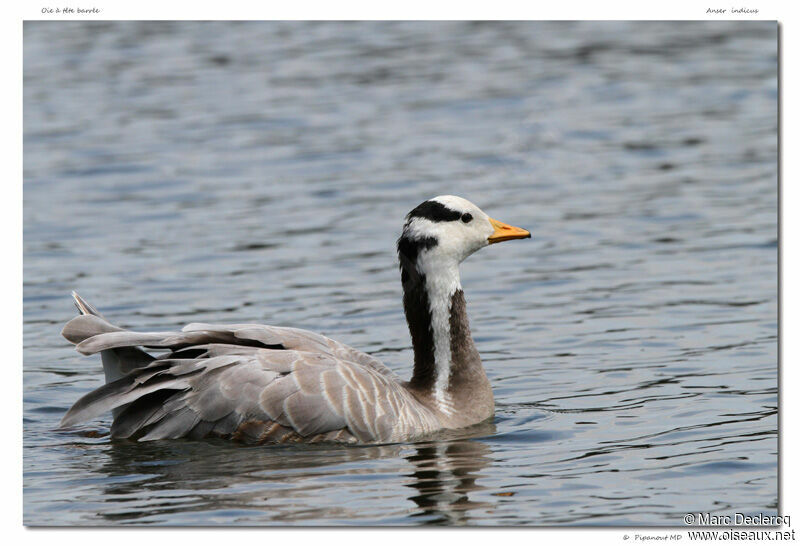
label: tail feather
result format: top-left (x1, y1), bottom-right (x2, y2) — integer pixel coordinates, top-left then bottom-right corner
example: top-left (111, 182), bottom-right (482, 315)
top-left (63, 292), bottom-right (157, 391)
top-left (59, 366), bottom-right (194, 428)
top-left (62, 314), bottom-right (124, 345)
top-left (72, 291), bottom-right (104, 319)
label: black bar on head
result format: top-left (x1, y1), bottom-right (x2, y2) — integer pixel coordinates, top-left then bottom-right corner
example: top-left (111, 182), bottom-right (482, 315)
top-left (406, 200), bottom-right (461, 223)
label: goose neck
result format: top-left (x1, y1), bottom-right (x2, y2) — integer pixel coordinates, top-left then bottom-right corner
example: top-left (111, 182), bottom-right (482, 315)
top-left (402, 256), bottom-right (479, 412)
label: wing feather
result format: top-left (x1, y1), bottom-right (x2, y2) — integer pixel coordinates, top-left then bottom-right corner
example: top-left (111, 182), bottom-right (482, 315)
top-left (140, 407), bottom-right (201, 441)
top-left (283, 391), bottom-right (347, 436)
top-left (61, 306), bottom-right (436, 444)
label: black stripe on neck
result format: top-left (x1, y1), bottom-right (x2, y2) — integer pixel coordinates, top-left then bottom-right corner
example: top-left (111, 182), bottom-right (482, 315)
top-left (397, 235), bottom-right (437, 285)
top-left (406, 200), bottom-right (461, 223)
top-left (403, 271), bottom-right (436, 390)
top-left (397, 235), bottom-right (439, 389)
top-left (397, 235), bottom-right (437, 264)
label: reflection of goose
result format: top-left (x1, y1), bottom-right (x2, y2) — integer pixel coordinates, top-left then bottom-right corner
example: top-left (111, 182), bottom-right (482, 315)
top-left (87, 433), bottom-right (494, 524)
top-left (90, 440), bottom-right (406, 523)
top-left (60, 196), bottom-right (530, 444)
top-left (406, 438), bottom-right (494, 525)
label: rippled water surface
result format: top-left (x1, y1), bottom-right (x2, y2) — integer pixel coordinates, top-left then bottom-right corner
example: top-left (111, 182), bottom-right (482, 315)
top-left (23, 21), bottom-right (778, 526)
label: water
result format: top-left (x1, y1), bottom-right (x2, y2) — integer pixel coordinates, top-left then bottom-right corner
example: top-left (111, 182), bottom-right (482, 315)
top-left (23, 21), bottom-right (778, 526)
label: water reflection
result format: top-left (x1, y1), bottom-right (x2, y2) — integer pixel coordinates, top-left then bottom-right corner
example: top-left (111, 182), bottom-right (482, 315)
top-left (405, 439), bottom-right (494, 525)
top-left (92, 440), bottom-right (403, 523)
top-left (84, 422), bottom-right (496, 525)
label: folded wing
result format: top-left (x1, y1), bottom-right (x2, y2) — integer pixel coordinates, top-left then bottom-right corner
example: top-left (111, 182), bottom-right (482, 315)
top-left (60, 313), bottom-right (438, 444)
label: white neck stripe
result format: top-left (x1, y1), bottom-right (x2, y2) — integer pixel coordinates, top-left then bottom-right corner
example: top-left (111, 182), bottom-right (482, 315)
top-left (416, 252), bottom-right (461, 413)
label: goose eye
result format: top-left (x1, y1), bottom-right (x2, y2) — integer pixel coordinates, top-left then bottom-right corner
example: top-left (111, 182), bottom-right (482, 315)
top-left (461, 213), bottom-right (473, 224)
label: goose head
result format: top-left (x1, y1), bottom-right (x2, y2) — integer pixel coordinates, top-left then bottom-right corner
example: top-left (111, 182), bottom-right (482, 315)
top-left (397, 195), bottom-right (530, 276)
top-left (397, 195), bottom-right (530, 413)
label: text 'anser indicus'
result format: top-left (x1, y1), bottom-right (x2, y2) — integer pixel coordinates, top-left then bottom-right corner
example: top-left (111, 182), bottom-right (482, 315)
top-left (60, 196), bottom-right (530, 444)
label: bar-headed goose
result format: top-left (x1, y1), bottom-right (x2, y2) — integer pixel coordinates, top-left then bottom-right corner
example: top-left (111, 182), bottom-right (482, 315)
top-left (60, 196), bottom-right (530, 444)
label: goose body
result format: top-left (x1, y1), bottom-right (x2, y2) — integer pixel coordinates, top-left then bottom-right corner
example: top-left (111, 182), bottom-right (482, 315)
top-left (60, 196), bottom-right (530, 444)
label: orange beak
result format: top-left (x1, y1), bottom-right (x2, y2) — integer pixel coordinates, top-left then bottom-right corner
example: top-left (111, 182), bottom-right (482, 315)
top-left (487, 217), bottom-right (531, 244)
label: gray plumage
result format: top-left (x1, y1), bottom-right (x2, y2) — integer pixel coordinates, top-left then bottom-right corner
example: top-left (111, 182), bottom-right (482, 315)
top-left (60, 294), bottom-right (442, 444)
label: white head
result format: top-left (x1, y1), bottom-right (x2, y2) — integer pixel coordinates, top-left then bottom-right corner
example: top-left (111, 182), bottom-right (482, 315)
top-left (398, 195), bottom-right (531, 276)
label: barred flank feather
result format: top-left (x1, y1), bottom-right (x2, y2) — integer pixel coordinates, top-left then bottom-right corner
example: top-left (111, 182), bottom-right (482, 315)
top-left (60, 295), bottom-right (441, 444)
